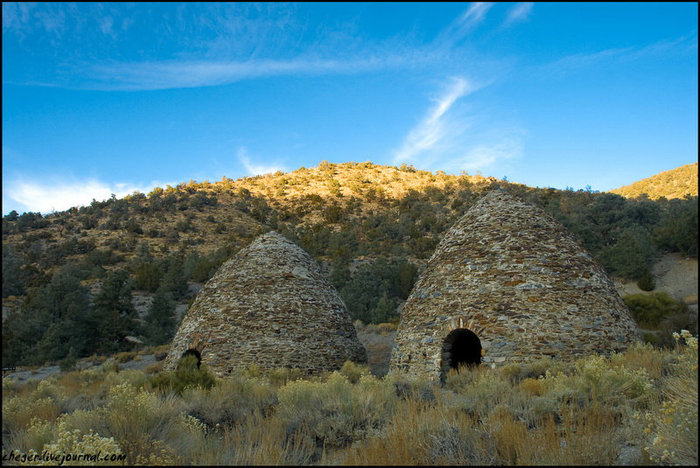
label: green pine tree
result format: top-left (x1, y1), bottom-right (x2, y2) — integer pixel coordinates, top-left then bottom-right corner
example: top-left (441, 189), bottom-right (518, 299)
top-left (144, 290), bottom-right (177, 345)
top-left (92, 269), bottom-right (139, 354)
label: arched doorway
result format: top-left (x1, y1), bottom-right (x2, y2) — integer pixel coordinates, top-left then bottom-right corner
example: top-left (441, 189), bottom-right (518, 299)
top-left (441, 328), bottom-right (481, 379)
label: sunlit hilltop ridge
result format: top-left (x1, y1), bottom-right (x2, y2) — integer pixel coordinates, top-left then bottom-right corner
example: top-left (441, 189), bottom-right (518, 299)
top-left (609, 163), bottom-right (698, 200)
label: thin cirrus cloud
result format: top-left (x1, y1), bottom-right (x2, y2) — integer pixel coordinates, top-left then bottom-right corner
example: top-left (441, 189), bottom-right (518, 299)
top-left (536, 47), bottom-right (633, 78)
top-left (83, 3), bottom-right (498, 92)
top-left (533, 32), bottom-right (697, 79)
top-left (5, 178), bottom-right (169, 214)
top-left (393, 77), bottom-right (476, 164)
top-left (84, 53), bottom-right (416, 91)
top-left (502, 2), bottom-right (534, 28)
top-left (456, 137), bottom-right (524, 173)
top-left (432, 2), bottom-right (494, 50)
top-left (392, 76), bottom-right (525, 174)
top-left (459, 2), bottom-right (495, 30)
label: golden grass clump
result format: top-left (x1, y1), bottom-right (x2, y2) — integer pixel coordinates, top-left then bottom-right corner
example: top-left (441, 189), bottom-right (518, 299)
top-left (103, 381), bottom-right (184, 465)
top-left (641, 330), bottom-right (698, 465)
top-left (339, 360), bottom-right (371, 384)
top-left (277, 371), bottom-right (396, 449)
top-left (342, 396), bottom-right (494, 465)
top-left (2, 379), bottom-right (63, 437)
top-left (2, 336), bottom-right (697, 466)
top-left (181, 372), bottom-right (278, 429)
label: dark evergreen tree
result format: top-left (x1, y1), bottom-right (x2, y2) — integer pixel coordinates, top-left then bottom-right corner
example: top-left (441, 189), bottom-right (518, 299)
top-left (2, 264), bottom-right (94, 365)
top-left (2, 244), bottom-right (25, 297)
top-left (598, 225), bottom-right (656, 280)
top-left (394, 260), bottom-right (418, 299)
top-left (330, 258), bottom-right (351, 290)
top-left (92, 268), bottom-right (139, 354)
top-left (371, 292), bottom-right (397, 324)
top-left (159, 254), bottom-right (189, 300)
top-left (133, 260), bottom-right (162, 292)
top-left (144, 290), bottom-right (177, 345)
top-left (656, 197), bottom-right (698, 257)
top-left (32, 266), bottom-right (95, 361)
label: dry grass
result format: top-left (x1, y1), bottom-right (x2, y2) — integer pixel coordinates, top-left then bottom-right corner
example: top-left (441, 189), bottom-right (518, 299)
top-left (2, 336), bottom-right (697, 466)
top-left (640, 331), bottom-right (698, 465)
top-left (355, 323), bottom-right (396, 377)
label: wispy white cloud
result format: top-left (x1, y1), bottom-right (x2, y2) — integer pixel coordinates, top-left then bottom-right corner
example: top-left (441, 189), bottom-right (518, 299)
top-left (4, 177), bottom-right (169, 214)
top-left (626, 32), bottom-right (698, 59)
top-left (392, 77), bottom-right (525, 174)
top-left (4, 2), bottom-right (498, 91)
top-left (455, 137), bottom-right (524, 172)
top-left (2, 2), bottom-right (66, 37)
top-left (99, 15), bottom-right (114, 37)
top-left (83, 52), bottom-right (418, 91)
top-left (537, 47), bottom-right (633, 78)
top-left (393, 77), bottom-right (476, 163)
top-left (502, 3), bottom-right (534, 28)
top-left (460, 3), bottom-right (494, 30)
top-left (237, 147), bottom-right (287, 176)
top-left (536, 33), bottom-right (697, 79)
top-left (433, 2), bottom-right (494, 49)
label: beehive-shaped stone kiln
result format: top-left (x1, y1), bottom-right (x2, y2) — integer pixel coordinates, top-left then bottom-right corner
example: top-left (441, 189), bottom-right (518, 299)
top-left (390, 190), bottom-right (639, 381)
top-left (164, 231), bottom-right (366, 376)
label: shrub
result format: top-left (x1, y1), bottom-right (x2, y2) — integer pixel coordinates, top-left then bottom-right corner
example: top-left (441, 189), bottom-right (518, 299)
top-left (150, 354), bottom-right (217, 395)
top-left (500, 357), bottom-right (567, 384)
top-left (641, 330), bottom-right (698, 465)
top-left (624, 292), bottom-right (686, 329)
top-left (40, 417), bottom-right (124, 465)
top-left (539, 353), bottom-right (655, 410)
top-left (59, 347), bottom-right (78, 372)
top-left (277, 372), bottom-right (396, 448)
top-left (339, 360), bottom-right (370, 384)
top-left (182, 373), bottom-right (277, 429)
top-left (114, 351), bottom-right (136, 363)
top-left (519, 378), bottom-right (544, 396)
top-left (104, 382), bottom-right (181, 465)
top-left (2, 395), bottom-right (61, 435)
top-left (444, 368), bottom-right (512, 414)
top-left (637, 269), bottom-right (656, 291)
top-left (343, 396), bottom-right (493, 465)
top-left (267, 367), bottom-right (305, 388)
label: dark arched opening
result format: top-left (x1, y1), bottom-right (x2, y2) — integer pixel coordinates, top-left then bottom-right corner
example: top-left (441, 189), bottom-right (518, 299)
top-left (441, 328), bottom-right (481, 377)
top-left (180, 349), bottom-right (202, 369)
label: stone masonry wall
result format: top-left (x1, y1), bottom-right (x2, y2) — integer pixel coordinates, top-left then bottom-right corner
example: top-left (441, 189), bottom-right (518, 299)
top-left (164, 231), bottom-right (366, 377)
top-left (390, 190), bottom-right (640, 381)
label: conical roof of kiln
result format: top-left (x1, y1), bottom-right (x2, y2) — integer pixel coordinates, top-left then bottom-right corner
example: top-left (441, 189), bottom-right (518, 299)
top-left (164, 231), bottom-right (366, 376)
top-left (390, 190), bottom-right (639, 380)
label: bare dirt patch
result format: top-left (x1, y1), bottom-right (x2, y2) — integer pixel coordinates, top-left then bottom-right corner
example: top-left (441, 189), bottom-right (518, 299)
top-left (614, 253), bottom-right (698, 316)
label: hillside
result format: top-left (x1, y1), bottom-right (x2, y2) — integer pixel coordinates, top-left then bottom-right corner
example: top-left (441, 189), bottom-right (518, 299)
top-left (2, 161), bottom-right (698, 367)
top-left (609, 162), bottom-right (698, 200)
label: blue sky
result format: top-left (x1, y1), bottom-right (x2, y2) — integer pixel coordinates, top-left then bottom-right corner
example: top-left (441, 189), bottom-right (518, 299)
top-left (2, 2), bottom-right (698, 215)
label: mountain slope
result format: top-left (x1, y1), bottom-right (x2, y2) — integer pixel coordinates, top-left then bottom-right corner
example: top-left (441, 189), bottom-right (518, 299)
top-left (609, 162), bottom-right (698, 200)
top-left (2, 161), bottom-right (698, 367)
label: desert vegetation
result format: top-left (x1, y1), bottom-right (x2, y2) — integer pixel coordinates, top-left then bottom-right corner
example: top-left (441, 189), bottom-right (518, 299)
top-left (2, 332), bottom-right (696, 466)
top-left (610, 162), bottom-right (698, 200)
top-left (3, 162), bottom-right (697, 368)
top-left (1, 162), bottom-right (697, 466)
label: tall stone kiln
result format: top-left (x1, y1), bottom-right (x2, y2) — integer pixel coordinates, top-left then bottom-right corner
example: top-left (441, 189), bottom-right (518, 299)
top-left (390, 190), bottom-right (639, 381)
top-left (164, 231), bottom-right (366, 376)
